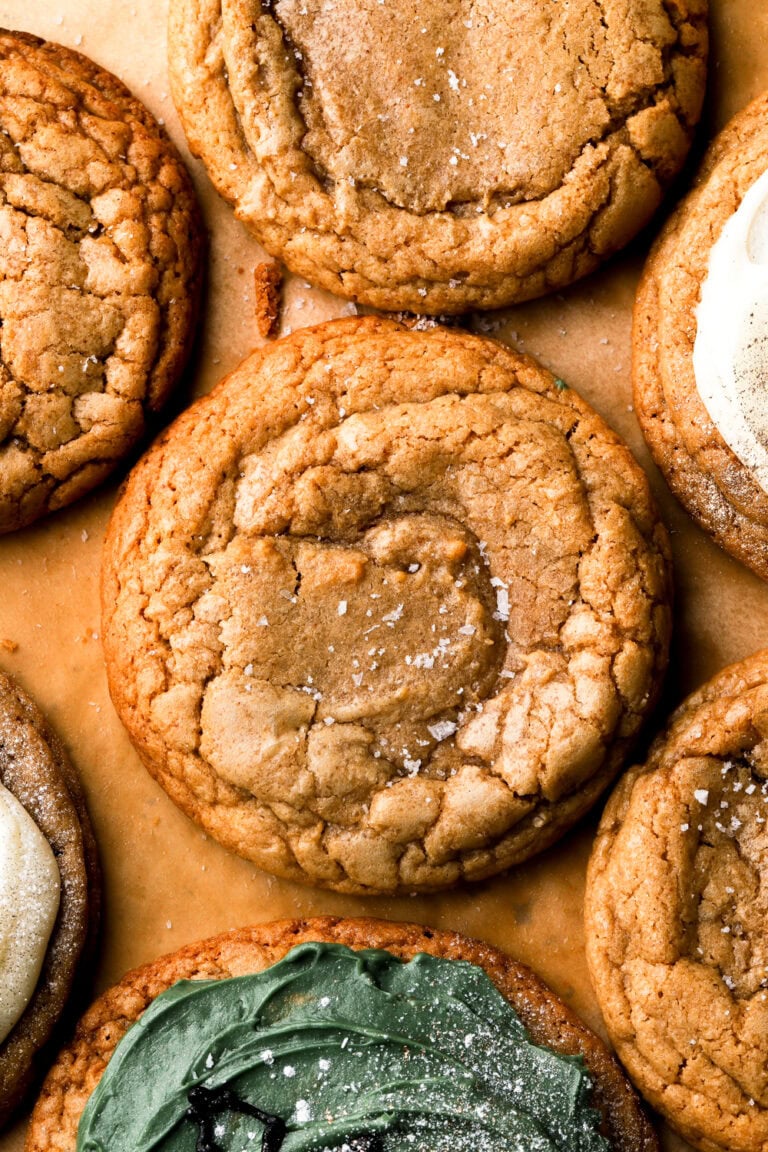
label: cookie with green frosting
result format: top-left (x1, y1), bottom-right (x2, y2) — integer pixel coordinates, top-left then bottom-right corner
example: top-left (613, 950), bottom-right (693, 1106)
top-left (26, 918), bottom-right (657, 1152)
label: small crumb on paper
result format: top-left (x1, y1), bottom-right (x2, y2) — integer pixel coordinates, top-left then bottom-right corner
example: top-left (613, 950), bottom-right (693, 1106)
top-left (253, 261), bottom-right (283, 339)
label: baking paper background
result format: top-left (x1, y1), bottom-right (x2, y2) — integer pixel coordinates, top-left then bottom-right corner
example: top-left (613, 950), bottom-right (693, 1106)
top-left (1, 2), bottom-right (768, 1148)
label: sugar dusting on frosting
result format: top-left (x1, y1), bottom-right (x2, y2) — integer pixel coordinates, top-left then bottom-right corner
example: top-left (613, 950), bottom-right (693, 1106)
top-left (0, 782), bottom-right (61, 1044)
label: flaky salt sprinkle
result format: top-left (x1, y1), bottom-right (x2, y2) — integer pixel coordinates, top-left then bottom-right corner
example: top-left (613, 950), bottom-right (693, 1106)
top-left (428, 720), bottom-right (458, 741)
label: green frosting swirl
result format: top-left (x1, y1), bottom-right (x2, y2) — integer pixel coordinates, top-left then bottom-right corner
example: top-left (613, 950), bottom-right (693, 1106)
top-left (76, 943), bottom-right (611, 1152)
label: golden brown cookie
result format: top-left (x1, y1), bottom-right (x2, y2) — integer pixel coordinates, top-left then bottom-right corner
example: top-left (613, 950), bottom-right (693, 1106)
top-left (25, 916), bottom-right (658, 1152)
top-left (633, 92), bottom-right (768, 581)
top-left (0, 28), bottom-right (204, 534)
top-left (168, 0), bottom-right (707, 314)
top-left (101, 316), bottom-right (671, 894)
top-left (0, 671), bottom-right (99, 1128)
top-left (585, 651), bottom-right (768, 1152)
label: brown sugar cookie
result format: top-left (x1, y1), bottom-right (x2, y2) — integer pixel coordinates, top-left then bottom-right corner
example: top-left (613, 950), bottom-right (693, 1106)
top-left (25, 916), bottom-right (658, 1152)
top-left (101, 316), bottom-right (671, 894)
top-left (0, 28), bottom-right (204, 534)
top-left (585, 651), bottom-right (768, 1152)
top-left (0, 671), bottom-right (99, 1128)
top-left (633, 93), bottom-right (768, 581)
top-left (168, 0), bottom-right (706, 314)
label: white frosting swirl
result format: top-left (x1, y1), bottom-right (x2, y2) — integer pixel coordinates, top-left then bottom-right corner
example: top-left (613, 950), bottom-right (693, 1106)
top-left (693, 167), bottom-right (768, 494)
top-left (0, 782), bottom-right (60, 1045)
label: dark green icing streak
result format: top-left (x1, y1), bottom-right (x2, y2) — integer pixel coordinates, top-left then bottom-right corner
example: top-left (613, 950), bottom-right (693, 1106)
top-left (76, 943), bottom-right (611, 1152)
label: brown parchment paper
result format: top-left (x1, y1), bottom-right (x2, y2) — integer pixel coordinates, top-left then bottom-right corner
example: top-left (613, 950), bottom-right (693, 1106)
top-left (1, 2), bottom-right (768, 1149)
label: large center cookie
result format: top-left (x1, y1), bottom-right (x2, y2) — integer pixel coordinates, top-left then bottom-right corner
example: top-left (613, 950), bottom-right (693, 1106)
top-left (168, 0), bottom-right (707, 312)
top-left (102, 318), bottom-right (671, 893)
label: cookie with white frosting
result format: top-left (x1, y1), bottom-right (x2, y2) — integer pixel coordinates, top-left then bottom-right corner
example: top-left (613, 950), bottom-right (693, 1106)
top-left (634, 92), bottom-right (768, 579)
top-left (0, 671), bottom-right (99, 1127)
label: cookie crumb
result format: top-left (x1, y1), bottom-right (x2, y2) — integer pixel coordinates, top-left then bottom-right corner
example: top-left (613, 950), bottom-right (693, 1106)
top-left (0, 639), bottom-right (18, 653)
top-left (253, 262), bottom-right (283, 339)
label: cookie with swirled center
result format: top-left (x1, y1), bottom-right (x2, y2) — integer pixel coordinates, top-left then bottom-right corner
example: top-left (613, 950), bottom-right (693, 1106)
top-left (0, 29), bottom-right (203, 533)
top-left (0, 671), bottom-right (99, 1127)
top-left (25, 917), bottom-right (658, 1152)
top-left (167, 0), bottom-right (707, 313)
top-left (102, 317), bottom-right (671, 894)
top-left (585, 651), bottom-right (768, 1152)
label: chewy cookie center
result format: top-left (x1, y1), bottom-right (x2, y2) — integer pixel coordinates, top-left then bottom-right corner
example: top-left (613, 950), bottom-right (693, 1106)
top-left (200, 512), bottom-right (506, 799)
top-left (689, 761), bottom-right (768, 1000)
top-left (225, 0), bottom-right (655, 214)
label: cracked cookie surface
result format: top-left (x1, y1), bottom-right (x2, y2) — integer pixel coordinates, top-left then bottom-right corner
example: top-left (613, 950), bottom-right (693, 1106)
top-left (0, 29), bottom-right (203, 533)
top-left (168, 0), bottom-right (706, 313)
top-left (585, 652), bottom-right (768, 1152)
top-left (634, 93), bottom-right (768, 581)
top-left (25, 916), bottom-right (658, 1152)
top-left (102, 317), bottom-right (671, 894)
top-left (0, 671), bottom-right (99, 1127)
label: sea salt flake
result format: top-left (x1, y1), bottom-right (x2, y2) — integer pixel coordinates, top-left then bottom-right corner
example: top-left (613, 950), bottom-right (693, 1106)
top-left (428, 720), bottom-right (458, 741)
top-left (337, 600), bottom-right (348, 616)
top-left (694, 789), bottom-right (709, 805)
top-left (458, 624), bottom-right (476, 636)
top-left (493, 587), bottom-right (510, 621)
